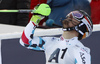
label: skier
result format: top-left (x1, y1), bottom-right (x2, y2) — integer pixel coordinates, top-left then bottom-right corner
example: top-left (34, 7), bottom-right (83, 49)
top-left (20, 3), bottom-right (93, 64)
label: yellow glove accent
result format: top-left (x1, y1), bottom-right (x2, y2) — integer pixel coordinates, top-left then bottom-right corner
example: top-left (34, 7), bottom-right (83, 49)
top-left (34, 3), bottom-right (51, 16)
top-left (30, 15), bottom-right (41, 25)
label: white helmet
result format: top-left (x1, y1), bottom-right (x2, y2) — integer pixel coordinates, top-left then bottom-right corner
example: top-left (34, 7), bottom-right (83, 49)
top-left (62, 10), bottom-right (93, 40)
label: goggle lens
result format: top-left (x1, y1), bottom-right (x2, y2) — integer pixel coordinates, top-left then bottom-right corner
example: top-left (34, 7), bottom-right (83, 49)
top-left (72, 11), bottom-right (83, 21)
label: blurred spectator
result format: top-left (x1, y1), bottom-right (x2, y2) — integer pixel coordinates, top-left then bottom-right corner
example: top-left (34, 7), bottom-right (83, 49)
top-left (0, 0), bottom-right (30, 26)
top-left (29, 0), bottom-right (47, 26)
top-left (47, 0), bottom-right (91, 26)
top-left (90, 0), bottom-right (100, 24)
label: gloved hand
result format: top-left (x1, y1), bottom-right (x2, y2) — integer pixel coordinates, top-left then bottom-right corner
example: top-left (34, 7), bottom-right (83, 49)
top-left (33, 3), bottom-right (51, 16)
top-left (30, 3), bottom-right (51, 25)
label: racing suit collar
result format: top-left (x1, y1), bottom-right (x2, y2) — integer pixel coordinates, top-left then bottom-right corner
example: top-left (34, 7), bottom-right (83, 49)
top-left (60, 36), bottom-right (78, 42)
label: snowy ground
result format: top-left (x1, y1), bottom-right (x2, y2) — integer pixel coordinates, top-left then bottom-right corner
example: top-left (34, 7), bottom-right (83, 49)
top-left (0, 24), bottom-right (100, 39)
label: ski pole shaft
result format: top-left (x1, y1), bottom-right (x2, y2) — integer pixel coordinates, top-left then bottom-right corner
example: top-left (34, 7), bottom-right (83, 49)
top-left (0, 9), bottom-right (35, 13)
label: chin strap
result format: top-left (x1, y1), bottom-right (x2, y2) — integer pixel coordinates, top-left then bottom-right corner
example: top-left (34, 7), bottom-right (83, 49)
top-left (62, 22), bottom-right (85, 35)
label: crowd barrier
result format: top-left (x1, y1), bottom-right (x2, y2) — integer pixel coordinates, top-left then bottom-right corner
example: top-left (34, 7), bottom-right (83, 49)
top-left (0, 24), bottom-right (100, 64)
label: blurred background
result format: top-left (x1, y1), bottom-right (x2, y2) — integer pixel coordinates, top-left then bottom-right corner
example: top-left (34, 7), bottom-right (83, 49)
top-left (0, 0), bottom-right (100, 64)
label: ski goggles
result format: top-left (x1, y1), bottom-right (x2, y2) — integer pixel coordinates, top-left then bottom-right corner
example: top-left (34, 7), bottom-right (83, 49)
top-left (61, 11), bottom-right (84, 22)
top-left (71, 11), bottom-right (84, 21)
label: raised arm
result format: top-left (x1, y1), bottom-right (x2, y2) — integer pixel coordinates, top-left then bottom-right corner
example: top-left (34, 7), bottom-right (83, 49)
top-left (19, 3), bottom-right (51, 51)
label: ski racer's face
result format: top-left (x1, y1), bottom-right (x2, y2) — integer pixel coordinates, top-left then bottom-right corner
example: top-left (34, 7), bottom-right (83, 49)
top-left (62, 15), bottom-right (80, 29)
top-left (62, 11), bottom-right (84, 29)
